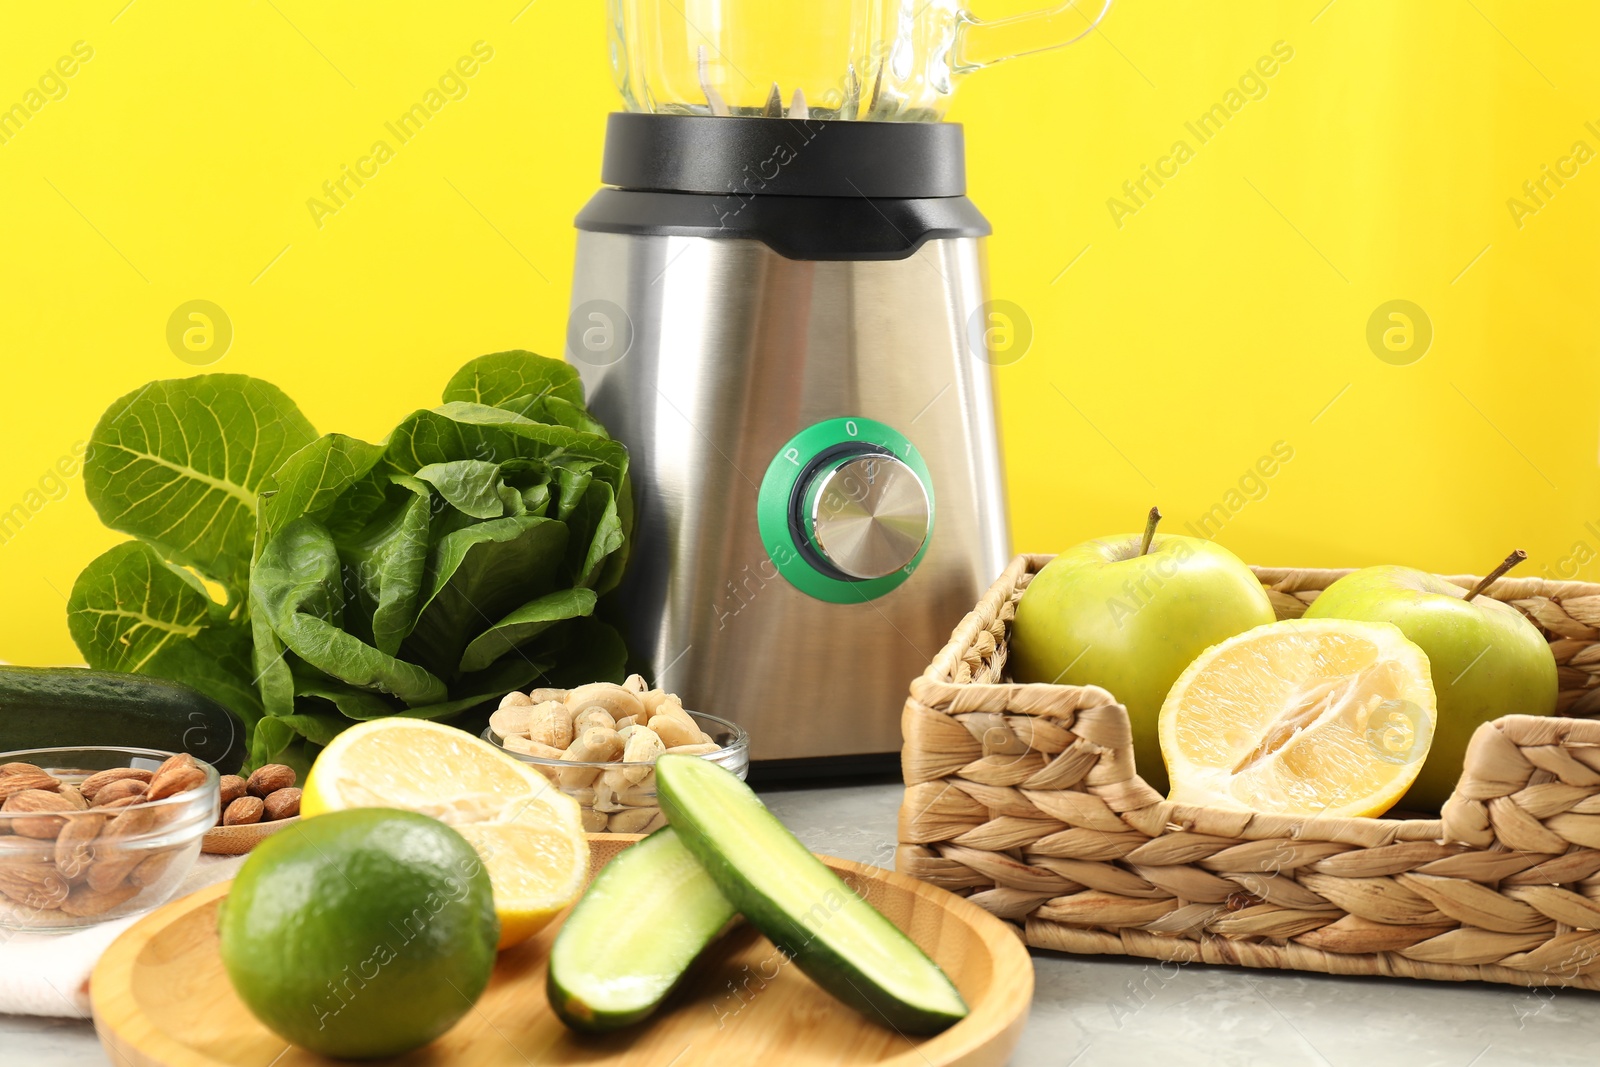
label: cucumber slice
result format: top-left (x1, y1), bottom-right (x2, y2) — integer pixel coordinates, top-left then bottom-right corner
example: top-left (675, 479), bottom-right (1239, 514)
top-left (656, 754), bottom-right (969, 1035)
top-left (547, 827), bottom-right (736, 1032)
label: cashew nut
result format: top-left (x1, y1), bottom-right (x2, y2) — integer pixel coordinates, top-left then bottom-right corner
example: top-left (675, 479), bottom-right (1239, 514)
top-left (650, 712), bottom-right (701, 749)
top-left (489, 702), bottom-right (534, 738)
top-left (621, 726), bottom-right (664, 783)
top-left (574, 707), bottom-right (617, 735)
top-left (665, 742), bottom-right (720, 756)
top-left (607, 806), bottom-right (661, 834)
top-left (566, 682), bottom-right (645, 724)
top-left (527, 700), bottom-right (575, 750)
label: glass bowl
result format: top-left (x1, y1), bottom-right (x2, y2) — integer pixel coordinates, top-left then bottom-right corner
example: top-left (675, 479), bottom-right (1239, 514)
top-left (0, 746), bottom-right (219, 931)
top-left (484, 710), bottom-right (749, 834)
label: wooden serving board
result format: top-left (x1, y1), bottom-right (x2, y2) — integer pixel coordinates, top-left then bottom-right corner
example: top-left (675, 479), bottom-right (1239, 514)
top-left (92, 836), bottom-right (1032, 1067)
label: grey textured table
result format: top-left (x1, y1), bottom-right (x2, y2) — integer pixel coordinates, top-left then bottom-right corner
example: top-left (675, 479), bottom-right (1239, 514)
top-left (7, 778), bottom-right (1600, 1066)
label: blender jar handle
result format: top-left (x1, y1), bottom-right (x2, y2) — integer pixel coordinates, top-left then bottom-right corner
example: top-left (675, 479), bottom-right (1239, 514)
top-left (953, 0), bottom-right (1112, 71)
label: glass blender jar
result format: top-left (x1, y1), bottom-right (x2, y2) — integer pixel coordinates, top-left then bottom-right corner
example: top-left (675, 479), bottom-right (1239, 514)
top-left (609, 0), bottom-right (1113, 121)
top-left (568, 2), bottom-right (1109, 766)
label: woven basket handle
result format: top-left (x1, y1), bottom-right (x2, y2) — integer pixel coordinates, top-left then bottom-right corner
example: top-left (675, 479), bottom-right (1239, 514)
top-left (1442, 714), bottom-right (1600, 851)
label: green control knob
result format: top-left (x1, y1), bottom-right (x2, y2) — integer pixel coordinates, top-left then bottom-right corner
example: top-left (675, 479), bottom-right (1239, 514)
top-left (757, 417), bottom-right (936, 604)
top-left (804, 452), bottom-right (931, 580)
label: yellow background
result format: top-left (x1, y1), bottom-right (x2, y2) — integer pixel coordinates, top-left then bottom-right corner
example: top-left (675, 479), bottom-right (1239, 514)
top-left (0, 0), bottom-right (1596, 667)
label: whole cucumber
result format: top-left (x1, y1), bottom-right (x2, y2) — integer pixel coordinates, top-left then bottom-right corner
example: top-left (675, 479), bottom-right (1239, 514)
top-left (0, 667), bottom-right (246, 772)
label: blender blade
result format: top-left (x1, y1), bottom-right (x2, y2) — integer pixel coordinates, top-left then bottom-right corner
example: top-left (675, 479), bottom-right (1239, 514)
top-left (696, 45), bottom-right (729, 116)
top-left (841, 62), bottom-right (860, 119)
top-left (866, 61), bottom-right (885, 118)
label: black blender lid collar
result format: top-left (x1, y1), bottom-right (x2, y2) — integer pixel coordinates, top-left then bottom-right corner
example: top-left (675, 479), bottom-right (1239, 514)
top-left (599, 112), bottom-right (968, 199)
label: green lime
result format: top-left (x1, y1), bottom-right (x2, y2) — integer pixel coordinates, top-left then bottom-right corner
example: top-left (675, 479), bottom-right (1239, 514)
top-left (217, 808), bottom-right (499, 1059)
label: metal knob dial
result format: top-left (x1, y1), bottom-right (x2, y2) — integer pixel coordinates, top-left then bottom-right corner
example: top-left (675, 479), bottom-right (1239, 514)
top-left (806, 453), bottom-right (931, 580)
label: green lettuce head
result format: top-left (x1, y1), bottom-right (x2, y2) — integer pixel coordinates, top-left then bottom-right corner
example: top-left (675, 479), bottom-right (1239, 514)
top-left (70, 352), bottom-right (631, 769)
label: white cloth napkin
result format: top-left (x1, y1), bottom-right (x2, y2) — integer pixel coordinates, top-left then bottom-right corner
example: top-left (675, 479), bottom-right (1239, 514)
top-left (0, 854), bottom-right (243, 1019)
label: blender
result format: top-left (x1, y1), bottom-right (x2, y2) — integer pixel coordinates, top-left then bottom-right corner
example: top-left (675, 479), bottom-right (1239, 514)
top-left (568, 0), bottom-right (1110, 769)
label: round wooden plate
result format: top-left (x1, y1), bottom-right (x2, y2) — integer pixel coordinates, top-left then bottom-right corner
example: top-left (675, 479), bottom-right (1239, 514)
top-left (91, 836), bottom-right (1032, 1067)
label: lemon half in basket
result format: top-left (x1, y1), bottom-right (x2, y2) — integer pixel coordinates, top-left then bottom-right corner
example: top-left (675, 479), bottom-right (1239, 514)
top-left (1159, 619), bottom-right (1437, 818)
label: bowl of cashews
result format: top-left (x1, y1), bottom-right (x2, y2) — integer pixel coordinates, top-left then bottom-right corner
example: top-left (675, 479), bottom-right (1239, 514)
top-left (482, 675), bottom-right (750, 834)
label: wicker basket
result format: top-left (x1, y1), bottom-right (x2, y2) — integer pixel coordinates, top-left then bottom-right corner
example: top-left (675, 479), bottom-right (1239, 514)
top-left (897, 554), bottom-right (1600, 990)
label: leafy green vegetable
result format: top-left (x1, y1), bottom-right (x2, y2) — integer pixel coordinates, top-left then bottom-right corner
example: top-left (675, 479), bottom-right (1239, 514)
top-left (84, 375), bottom-right (317, 599)
top-left (67, 541), bottom-right (263, 728)
top-left (69, 352), bottom-right (631, 769)
top-left (403, 515), bottom-right (568, 679)
top-left (442, 350), bottom-right (587, 409)
top-left (459, 587), bottom-right (596, 675)
top-left (252, 517), bottom-right (449, 706)
top-left (413, 461), bottom-right (506, 521)
top-left (261, 434), bottom-right (386, 538)
top-left (342, 474), bottom-right (432, 656)
top-left (249, 715), bottom-right (300, 770)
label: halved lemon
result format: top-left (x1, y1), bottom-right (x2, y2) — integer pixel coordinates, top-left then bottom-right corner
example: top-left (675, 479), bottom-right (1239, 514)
top-left (1159, 619), bottom-right (1437, 818)
top-left (302, 718), bottom-right (588, 949)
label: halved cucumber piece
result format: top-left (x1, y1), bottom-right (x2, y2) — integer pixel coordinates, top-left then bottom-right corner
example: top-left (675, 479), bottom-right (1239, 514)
top-left (655, 754), bottom-right (969, 1035)
top-left (547, 827), bottom-right (736, 1032)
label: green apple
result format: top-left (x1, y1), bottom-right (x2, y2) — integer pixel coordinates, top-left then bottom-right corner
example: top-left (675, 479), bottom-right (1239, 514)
top-left (1304, 553), bottom-right (1557, 812)
top-left (1010, 510), bottom-right (1275, 795)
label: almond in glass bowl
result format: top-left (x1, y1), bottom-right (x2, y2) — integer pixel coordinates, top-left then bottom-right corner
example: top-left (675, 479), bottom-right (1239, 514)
top-left (0, 747), bottom-right (218, 931)
top-left (483, 679), bottom-right (749, 834)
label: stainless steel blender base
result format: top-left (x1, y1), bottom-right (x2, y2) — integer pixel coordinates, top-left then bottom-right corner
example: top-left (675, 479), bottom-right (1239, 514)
top-left (571, 231), bottom-right (1010, 761)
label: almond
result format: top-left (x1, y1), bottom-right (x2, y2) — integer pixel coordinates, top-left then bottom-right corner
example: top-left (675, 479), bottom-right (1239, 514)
top-left (85, 842), bottom-right (145, 893)
top-left (0, 771), bottom-right (60, 802)
top-left (0, 862), bottom-right (69, 910)
top-left (78, 767), bottom-right (153, 801)
top-left (93, 779), bottom-right (149, 805)
top-left (0, 762), bottom-right (41, 775)
top-left (101, 800), bottom-right (161, 839)
top-left (224, 796), bottom-right (264, 825)
top-left (146, 753), bottom-right (205, 801)
top-left (262, 787), bottom-right (301, 821)
top-left (56, 785), bottom-right (88, 811)
top-left (246, 764), bottom-right (295, 798)
top-left (3, 789), bottom-right (76, 839)
top-left (128, 848), bottom-right (181, 889)
top-left (218, 774), bottom-right (248, 807)
top-left (58, 880), bottom-right (139, 917)
top-left (53, 812), bottom-right (106, 880)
